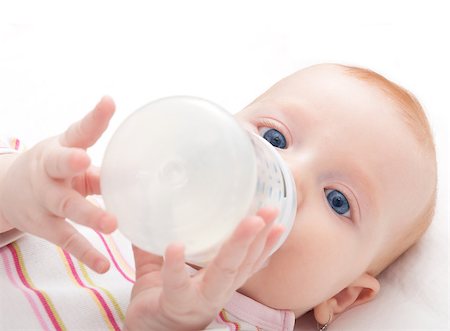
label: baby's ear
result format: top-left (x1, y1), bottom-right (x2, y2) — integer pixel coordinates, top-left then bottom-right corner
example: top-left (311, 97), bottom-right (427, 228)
top-left (313, 273), bottom-right (380, 325)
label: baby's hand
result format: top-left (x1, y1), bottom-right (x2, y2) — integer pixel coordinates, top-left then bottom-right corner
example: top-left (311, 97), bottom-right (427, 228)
top-left (124, 208), bottom-right (283, 331)
top-left (0, 96), bottom-right (117, 273)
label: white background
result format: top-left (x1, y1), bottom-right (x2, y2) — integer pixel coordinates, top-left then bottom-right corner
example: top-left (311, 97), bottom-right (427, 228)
top-left (1, 1), bottom-right (448, 330)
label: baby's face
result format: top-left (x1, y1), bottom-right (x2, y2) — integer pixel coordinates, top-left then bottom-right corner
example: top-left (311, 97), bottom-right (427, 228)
top-left (235, 65), bottom-right (434, 317)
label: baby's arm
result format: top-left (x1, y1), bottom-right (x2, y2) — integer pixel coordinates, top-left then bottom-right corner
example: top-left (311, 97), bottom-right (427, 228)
top-left (0, 96), bottom-right (117, 273)
top-left (124, 208), bottom-right (283, 331)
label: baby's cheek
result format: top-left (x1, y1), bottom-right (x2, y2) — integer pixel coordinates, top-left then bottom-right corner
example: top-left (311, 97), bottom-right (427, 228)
top-left (253, 244), bottom-right (324, 310)
top-left (269, 228), bottom-right (324, 292)
top-left (278, 219), bottom-right (350, 288)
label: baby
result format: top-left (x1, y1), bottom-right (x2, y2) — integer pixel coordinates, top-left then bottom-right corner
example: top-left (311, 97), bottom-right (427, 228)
top-left (234, 63), bottom-right (437, 326)
top-left (0, 63), bottom-right (437, 330)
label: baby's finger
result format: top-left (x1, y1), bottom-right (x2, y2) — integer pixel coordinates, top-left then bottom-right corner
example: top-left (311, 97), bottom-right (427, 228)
top-left (35, 218), bottom-right (110, 273)
top-left (45, 187), bottom-right (117, 233)
top-left (251, 225), bottom-right (284, 273)
top-left (60, 96), bottom-right (115, 149)
top-left (71, 166), bottom-right (101, 196)
top-left (233, 207), bottom-right (279, 273)
top-left (44, 146), bottom-right (90, 179)
top-left (234, 214), bottom-right (278, 277)
top-left (256, 206), bottom-right (279, 224)
top-left (132, 245), bottom-right (164, 278)
top-left (160, 243), bottom-right (193, 310)
top-left (201, 216), bottom-right (265, 301)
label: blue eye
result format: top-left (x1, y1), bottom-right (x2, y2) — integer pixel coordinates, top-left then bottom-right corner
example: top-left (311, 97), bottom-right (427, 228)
top-left (262, 128), bottom-right (287, 149)
top-left (326, 189), bottom-right (350, 217)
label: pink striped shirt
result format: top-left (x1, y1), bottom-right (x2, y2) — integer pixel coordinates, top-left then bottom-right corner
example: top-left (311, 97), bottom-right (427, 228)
top-left (0, 228), bottom-right (295, 330)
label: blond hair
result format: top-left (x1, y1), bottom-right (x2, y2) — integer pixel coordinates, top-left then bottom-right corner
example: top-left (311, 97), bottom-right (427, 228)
top-left (342, 65), bottom-right (437, 276)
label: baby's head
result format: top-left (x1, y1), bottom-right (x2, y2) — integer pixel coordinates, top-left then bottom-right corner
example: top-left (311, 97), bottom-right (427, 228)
top-left (235, 63), bottom-right (437, 325)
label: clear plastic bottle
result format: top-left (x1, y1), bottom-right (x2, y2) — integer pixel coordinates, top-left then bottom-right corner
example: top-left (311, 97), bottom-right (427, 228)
top-left (101, 96), bottom-right (297, 266)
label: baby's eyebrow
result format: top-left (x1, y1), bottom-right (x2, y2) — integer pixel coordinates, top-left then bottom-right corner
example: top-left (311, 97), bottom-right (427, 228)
top-left (341, 163), bottom-right (378, 221)
top-left (258, 99), bottom-right (316, 129)
top-left (278, 101), bottom-right (314, 126)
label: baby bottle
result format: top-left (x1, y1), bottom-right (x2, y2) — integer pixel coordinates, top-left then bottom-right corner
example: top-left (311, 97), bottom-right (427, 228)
top-left (100, 96), bottom-right (297, 266)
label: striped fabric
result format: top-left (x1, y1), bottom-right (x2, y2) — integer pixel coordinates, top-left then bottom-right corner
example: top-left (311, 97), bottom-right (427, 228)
top-left (0, 228), bottom-right (294, 330)
top-left (0, 210), bottom-right (294, 331)
top-left (0, 220), bottom-right (134, 330)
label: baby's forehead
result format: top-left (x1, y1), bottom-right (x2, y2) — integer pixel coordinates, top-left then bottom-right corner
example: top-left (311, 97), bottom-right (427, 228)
top-left (288, 64), bottom-right (431, 144)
